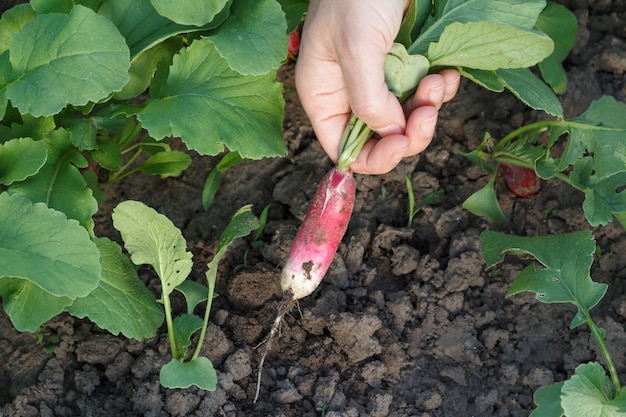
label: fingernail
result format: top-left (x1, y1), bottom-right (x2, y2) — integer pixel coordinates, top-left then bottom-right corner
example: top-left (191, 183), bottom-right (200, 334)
top-left (420, 114), bottom-right (437, 137)
top-left (377, 123), bottom-right (403, 137)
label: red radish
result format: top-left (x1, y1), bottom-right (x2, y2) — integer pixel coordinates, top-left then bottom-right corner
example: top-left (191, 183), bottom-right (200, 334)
top-left (281, 167), bottom-right (356, 299)
top-left (499, 163), bottom-right (541, 197)
top-left (287, 28), bottom-right (301, 61)
top-left (254, 166), bottom-right (355, 402)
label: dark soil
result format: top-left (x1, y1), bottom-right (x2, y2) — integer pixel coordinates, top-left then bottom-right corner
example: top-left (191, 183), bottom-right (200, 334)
top-left (2, 1), bottom-right (626, 416)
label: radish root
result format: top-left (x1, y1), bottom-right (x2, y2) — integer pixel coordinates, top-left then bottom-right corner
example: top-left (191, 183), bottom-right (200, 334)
top-left (253, 296), bottom-right (296, 403)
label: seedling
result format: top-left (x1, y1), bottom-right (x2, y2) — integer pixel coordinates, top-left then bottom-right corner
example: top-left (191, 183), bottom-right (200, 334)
top-left (481, 230), bottom-right (625, 417)
top-left (406, 173), bottom-right (443, 227)
top-left (233, 204), bottom-right (271, 274)
top-left (252, 204), bottom-right (271, 248)
top-left (112, 201), bottom-right (260, 390)
top-left (461, 97), bottom-right (626, 228)
top-left (202, 151), bottom-right (246, 211)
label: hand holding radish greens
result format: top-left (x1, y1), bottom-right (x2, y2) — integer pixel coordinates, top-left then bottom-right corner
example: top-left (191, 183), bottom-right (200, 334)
top-left (258, 0), bottom-right (563, 400)
top-left (284, 0), bottom-right (558, 317)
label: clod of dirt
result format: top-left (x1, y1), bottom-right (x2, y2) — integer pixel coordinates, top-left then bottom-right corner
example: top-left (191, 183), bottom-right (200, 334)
top-left (75, 335), bottom-right (121, 365)
top-left (227, 264), bottom-right (282, 309)
top-left (391, 244), bottom-right (420, 275)
top-left (327, 312), bottom-right (382, 365)
top-left (271, 379), bottom-right (303, 404)
top-left (224, 349), bottom-right (252, 382)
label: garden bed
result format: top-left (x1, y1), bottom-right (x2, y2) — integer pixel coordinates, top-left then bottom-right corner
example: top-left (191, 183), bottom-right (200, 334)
top-left (1, 0), bottom-right (625, 416)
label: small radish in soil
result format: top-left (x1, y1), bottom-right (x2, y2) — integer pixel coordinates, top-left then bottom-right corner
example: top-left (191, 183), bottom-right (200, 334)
top-left (499, 163), bottom-right (541, 197)
top-left (287, 28), bottom-right (301, 61)
top-left (254, 166), bottom-right (355, 402)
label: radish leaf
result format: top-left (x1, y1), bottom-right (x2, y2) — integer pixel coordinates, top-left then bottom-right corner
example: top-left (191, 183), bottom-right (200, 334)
top-left (206, 0), bottom-right (288, 75)
top-left (2, 6), bottom-right (130, 117)
top-left (150, 0), bottom-right (231, 26)
top-left (396, 0), bottom-right (430, 47)
top-left (428, 22), bottom-right (554, 70)
top-left (112, 200), bottom-right (193, 298)
top-left (99, 0), bottom-right (228, 60)
top-left (571, 162), bottom-right (626, 227)
top-left (206, 205), bottom-right (258, 293)
top-left (160, 357), bottom-right (217, 390)
top-left (277, 0), bottom-right (308, 32)
top-left (530, 382), bottom-right (564, 417)
top-left (496, 68), bottom-right (563, 117)
top-left (462, 175), bottom-right (505, 222)
top-left (408, 0), bottom-right (547, 55)
top-left (384, 44), bottom-right (429, 100)
top-left (563, 96), bottom-right (626, 179)
top-left (535, 2), bottom-right (578, 94)
top-left (8, 130), bottom-right (98, 231)
top-left (0, 4), bottom-right (36, 53)
top-left (138, 151), bottom-right (192, 177)
top-left (216, 205), bottom-right (260, 254)
top-left (30, 0), bottom-right (73, 14)
top-left (67, 238), bottom-right (164, 340)
top-left (0, 278), bottom-right (72, 332)
top-left (175, 280), bottom-right (209, 315)
top-left (172, 314), bottom-right (204, 359)
top-left (139, 39), bottom-right (286, 160)
top-left (561, 362), bottom-right (626, 417)
top-left (459, 68), bottom-right (505, 92)
top-left (0, 192), bottom-right (100, 298)
top-left (481, 230), bottom-right (607, 329)
top-left (0, 138), bottom-right (47, 185)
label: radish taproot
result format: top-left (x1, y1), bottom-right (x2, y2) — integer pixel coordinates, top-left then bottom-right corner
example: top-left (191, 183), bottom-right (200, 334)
top-left (499, 163), bottom-right (541, 197)
top-left (254, 166), bottom-right (355, 402)
top-left (281, 166), bottom-right (356, 300)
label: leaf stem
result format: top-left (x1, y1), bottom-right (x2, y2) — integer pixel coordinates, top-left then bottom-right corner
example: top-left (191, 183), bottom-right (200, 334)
top-left (162, 293), bottom-right (179, 360)
top-left (584, 310), bottom-right (622, 393)
top-left (121, 141), bottom-right (171, 155)
top-left (192, 252), bottom-right (223, 361)
top-left (495, 119), bottom-right (622, 151)
top-left (108, 143), bottom-right (173, 183)
top-left (191, 279), bottom-right (215, 361)
top-left (108, 148), bottom-right (142, 183)
top-left (337, 114), bottom-right (374, 171)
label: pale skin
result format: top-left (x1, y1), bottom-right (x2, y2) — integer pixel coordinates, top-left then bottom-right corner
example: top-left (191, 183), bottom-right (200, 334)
top-left (295, 0), bottom-right (461, 175)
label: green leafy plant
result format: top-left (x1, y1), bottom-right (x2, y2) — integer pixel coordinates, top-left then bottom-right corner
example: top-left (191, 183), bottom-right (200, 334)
top-left (0, 0), bottom-right (289, 336)
top-left (202, 151), bottom-right (245, 211)
top-left (460, 92), bottom-right (626, 417)
top-left (482, 231), bottom-right (626, 417)
top-left (461, 96), bottom-right (626, 228)
top-left (434, 3), bottom-right (626, 414)
top-left (251, 203), bottom-right (271, 249)
top-left (405, 173), bottom-right (443, 227)
top-left (233, 204), bottom-right (270, 273)
top-left (112, 201), bottom-right (260, 390)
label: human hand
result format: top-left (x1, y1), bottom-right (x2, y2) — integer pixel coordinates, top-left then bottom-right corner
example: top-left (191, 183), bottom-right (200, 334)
top-left (295, 0), bottom-right (460, 174)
